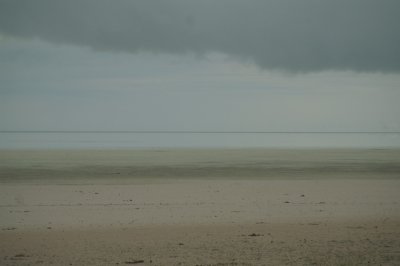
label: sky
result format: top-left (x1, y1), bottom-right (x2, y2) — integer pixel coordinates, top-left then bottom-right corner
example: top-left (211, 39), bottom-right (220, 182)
top-left (0, 0), bottom-right (400, 132)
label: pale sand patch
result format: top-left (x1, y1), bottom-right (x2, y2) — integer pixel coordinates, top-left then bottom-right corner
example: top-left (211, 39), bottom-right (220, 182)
top-left (1, 221), bottom-right (399, 265)
top-left (1, 180), bottom-right (400, 228)
top-left (1, 180), bottom-right (400, 265)
top-left (0, 149), bottom-right (400, 265)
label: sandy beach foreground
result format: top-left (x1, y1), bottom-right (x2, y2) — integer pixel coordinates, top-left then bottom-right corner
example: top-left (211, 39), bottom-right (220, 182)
top-left (1, 149), bottom-right (400, 265)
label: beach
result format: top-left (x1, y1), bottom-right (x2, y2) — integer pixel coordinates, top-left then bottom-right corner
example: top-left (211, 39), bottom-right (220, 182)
top-left (2, 1), bottom-right (400, 264)
top-left (1, 149), bottom-right (400, 265)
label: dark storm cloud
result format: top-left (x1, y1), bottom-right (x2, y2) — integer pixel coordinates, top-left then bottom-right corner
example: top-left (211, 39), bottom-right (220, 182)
top-left (1, 0), bottom-right (399, 72)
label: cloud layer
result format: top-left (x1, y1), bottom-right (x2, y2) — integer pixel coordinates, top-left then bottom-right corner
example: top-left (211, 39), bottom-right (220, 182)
top-left (1, 0), bottom-right (400, 72)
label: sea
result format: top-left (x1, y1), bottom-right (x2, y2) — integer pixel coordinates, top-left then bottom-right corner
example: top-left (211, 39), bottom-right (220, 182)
top-left (0, 132), bottom-right (400, 149)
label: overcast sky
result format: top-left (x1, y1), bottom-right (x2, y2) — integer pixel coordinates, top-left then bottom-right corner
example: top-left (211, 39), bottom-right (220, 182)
top-left (1, 0), bottom-right (400, 132)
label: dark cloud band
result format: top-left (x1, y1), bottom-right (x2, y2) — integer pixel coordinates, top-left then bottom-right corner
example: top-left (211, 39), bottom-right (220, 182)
top-left (1, 0), bottom-right (399, 72)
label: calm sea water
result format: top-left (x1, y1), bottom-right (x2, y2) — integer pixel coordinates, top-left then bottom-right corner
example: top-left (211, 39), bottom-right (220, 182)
top-left (1, 132), bottom-right (400, 149)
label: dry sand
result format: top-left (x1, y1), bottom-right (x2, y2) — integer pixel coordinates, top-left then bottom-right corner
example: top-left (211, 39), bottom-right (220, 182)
top-left (0, 149), bottom-right (400, 265)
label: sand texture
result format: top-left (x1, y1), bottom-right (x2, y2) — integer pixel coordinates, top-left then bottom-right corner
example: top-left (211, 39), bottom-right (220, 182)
top-left (1, 149), bottom-right (400, 265)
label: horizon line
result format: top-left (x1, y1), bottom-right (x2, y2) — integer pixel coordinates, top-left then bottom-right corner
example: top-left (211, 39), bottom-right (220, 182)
top-left (1, 131), bottom-right (400, 134)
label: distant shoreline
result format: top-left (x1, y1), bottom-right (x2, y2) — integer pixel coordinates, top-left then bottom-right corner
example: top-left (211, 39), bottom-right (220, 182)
top-left (1, 132), bottom-right (400, 150)
top-left (1, 148), bottom-right (399, 184)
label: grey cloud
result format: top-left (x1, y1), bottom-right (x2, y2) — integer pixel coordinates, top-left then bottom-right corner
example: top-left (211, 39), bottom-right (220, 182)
top-left (0, 0), bottom-right (399, 72)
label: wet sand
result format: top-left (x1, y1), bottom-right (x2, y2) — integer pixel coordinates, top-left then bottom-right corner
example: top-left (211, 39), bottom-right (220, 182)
top-left (1, 149), bottom-right (400, 265)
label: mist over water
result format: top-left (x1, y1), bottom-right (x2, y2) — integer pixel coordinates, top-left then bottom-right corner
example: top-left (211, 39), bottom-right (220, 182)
top-left (1, 132), bottom-right (399, 149)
